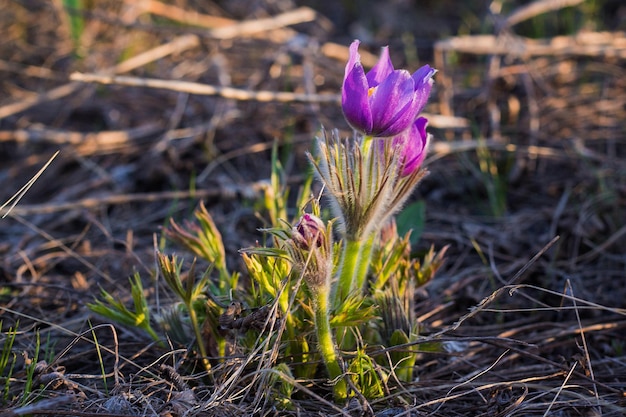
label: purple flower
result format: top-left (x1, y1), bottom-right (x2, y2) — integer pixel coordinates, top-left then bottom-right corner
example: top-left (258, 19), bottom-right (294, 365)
top-left (391, 116), bottom-right (430, 177)
top-left (342, 40), bottom-right (436, 137)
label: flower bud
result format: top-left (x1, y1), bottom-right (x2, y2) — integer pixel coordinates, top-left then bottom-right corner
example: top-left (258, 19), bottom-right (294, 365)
top-left (286, 213), bottom-right (333, 290)
top-left (293, 213), bottom-right (326, 251)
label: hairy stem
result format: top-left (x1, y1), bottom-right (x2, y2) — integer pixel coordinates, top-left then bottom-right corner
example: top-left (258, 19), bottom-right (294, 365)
top-left (353, 233), bottom-right (376, 294)
top-left (313, 286), bottom-right (347, 401)
top-left (335, 238), bottom-right (361, 307)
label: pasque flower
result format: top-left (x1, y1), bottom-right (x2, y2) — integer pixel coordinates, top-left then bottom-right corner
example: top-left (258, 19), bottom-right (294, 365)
top-left (310, 40), bottom-right (436, 310)
top-left (342, 40), bottom-right (436, 137)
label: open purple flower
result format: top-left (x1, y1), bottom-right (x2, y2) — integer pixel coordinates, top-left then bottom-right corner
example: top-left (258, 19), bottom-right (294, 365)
top-left (342, 40), bottom-right (436, 137)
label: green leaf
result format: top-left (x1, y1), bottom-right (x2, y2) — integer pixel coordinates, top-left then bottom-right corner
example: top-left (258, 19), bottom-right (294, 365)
top-left (396, 200), bottom-right (425, 246)
top-left (88, 273), bottom-right (161, 343)
top-left (348, 349), bottom-right (385, 399)
top-left (164, 202), bottom-right (230, 283)
top-left (389, 329), bottom-right (417, 382)
top-left (330, 294), bottom-right (377, 328)
top-left (413, 245), bottom-right (449, 288)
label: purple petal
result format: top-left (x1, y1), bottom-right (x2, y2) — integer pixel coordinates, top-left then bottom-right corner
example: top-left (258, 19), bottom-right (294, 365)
top-left (344, 40), bottom-right (361, 81)
top-left (411, 65), bottom-right (436, 114)
top-left (342, 60), bottom-right (373, 134)
top-left (369, 70), bottom-right (420, 137)
top-left (395, 117), bottom-right (429, 176)
top-left (366, 46), bottom-right (394, 87)
top-left (411, 65), bottom-right (436, 86)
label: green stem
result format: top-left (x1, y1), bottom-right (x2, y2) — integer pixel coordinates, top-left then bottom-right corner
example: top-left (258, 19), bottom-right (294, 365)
top-left (335, 232), bottom-right (377, 308)
top-left (334, 234), bottom-right (376, 351)
top-left (314, 287), bottom-right (347, 401)
top-left (335, 238), bottom-right (361, 307)
top-left (353, 233), bottom-right (376, 294)
top-left (143, 324), bottom-right (162, 346)
top-left (187, 303), bottom-right (213, 376)
top-left (334, 135), bottom-right (377, 307)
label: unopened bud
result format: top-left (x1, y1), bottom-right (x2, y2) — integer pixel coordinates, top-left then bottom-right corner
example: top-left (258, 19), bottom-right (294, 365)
top-left (286, 213), bottom-right (332, 290)
top-left (293, 213), bottom-right (326, 251)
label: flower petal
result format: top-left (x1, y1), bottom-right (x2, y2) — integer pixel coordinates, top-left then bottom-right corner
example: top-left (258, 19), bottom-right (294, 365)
top-left (366, 46), bottom-right (394, 87)
top-left (342, 61), bottom-right (372, 133)
top-left (411, 65), bottom-right (436, 86)
top-left (344, 40), bottom-right (362, 80)
top-left (411, 65), bottom-right (437, 114)
top-left (369, 70), bottom-right (420, 137)
top-left (395, 117), bottom-right (429, 176)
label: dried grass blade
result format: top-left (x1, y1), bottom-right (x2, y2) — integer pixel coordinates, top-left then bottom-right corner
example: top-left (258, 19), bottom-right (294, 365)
top-left (1, 150), bottom-right (59, 218)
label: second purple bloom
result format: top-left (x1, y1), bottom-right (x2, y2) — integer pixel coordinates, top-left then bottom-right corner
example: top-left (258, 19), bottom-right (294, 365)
top-left (390, 116), bottom-right (430, 177)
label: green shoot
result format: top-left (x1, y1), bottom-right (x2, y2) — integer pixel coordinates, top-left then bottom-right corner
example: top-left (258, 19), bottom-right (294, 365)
top-left (476, 139), bottom-right (510, 217)
top-left (348, 348), bottom-right (385, 399)
top-left (157, 253), bottom-right (213, 374)
top-left (21, 331), bottom-right (40, 405)
top-left (0, 321), bottom-right (18, 403)
top-left (88, 272), bottom-right (161, 343)
top-left (88, 320), bottom-right (108, 395)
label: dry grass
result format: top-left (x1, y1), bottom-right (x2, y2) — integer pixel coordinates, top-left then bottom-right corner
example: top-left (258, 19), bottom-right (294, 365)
top-left (1, 0), bottom-right (625, 416)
